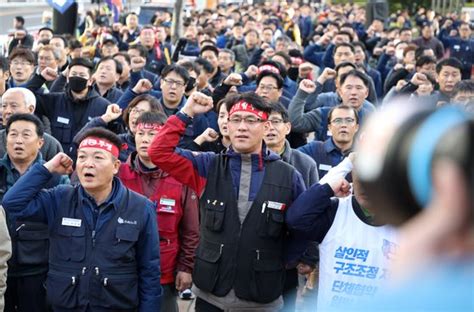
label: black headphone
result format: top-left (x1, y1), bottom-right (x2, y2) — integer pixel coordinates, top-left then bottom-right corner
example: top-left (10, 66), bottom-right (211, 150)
top-left (357, 106), bottom-right (473, 225)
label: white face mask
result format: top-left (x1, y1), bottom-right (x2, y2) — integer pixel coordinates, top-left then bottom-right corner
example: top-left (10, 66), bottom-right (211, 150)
top-left (395, 49), bottom-right (404, 61)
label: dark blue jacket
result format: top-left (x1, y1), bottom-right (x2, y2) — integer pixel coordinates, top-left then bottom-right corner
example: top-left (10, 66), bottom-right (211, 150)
top-left (2, 164), bottom-right (162, 311)
top-left (438, 29), bottom-right (474, 79)
top-left (27, 74), bottom-right (110, 156)
top-left (298, 138), bottom-right (349, 179)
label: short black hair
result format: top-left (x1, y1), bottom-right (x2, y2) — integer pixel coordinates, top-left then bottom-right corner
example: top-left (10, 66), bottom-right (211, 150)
top-left (6, 113), bottom-right (44, 138)
top-left (400, 27), bottom-right (412, 34)
top-left (272, 51), bottom-right (292, 67)
top-left (226, 92), bottom-right (271, 117)
top-left (161, 64), bottom-right (190, 84)
top-left (68, 38), bottom-right (83, 50)
top-left (416, 55), bottom-right (436, 68)
top-left (136, 111), bottom-right (167, 126)
top-left (51, 35), bottom-right (67, 47)
top-left (0, 55), bottom-right (9, 73)
top-left (68, 57), bottom-right (94, 74)
top-left (244, 29), bottom-right (259, 37)
top-left (113, 52), bottom-right (131, 65)
top-left (14, 16), bottom-right (25, 25)
top-left (339, 69), bottom-right (370, 89)
top-left (200, 45), bottom-right (219, 58)
top-left (76, 127), bottom-right (122, 158)
top-left (333, 42), bottom-right (355, 56)
top-left (337, 31), bottom-right (353, 41)
top-left (436, 57), bottom-right (463, 74)
top-left (96, 56), bottom-right (123, 75)
top-left (269, 102), bottom-right (289, 123)
top-left (195, 57), bottom-right (214, 74)
top-left (128, 44), bottom-right (148, 58)
top-left (335, 61), bottom-right (357, 75)
top-left (327, 105), bottom-right (359, 125)
top-left (453, 80), bottom-right (474, 96)
top-left (256, 71), bottom-right (283, 90)
top-left (38, 27), bottom-right (54, 35)
top-left (180, 60), bottom-right (200, 76)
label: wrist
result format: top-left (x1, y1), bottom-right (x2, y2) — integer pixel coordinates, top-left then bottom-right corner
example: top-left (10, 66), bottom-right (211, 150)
top-left (101, 115), bottom-right (111, 123)
top-left (180, 107), bottom-right (194, 118)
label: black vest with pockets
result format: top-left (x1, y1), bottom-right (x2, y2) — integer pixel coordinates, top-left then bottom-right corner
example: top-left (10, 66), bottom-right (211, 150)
top-left (193, 155), bottom-right (294, 303)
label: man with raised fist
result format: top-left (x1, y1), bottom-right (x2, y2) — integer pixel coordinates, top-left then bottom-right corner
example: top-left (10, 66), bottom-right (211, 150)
top-left (148, 91), bottom-right (308, 311)
top-left (2, 127), bottom-right (162, 312)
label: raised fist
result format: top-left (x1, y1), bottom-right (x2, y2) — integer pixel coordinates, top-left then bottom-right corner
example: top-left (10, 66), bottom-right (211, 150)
top-left (132, 79), bottom-right (153, 94)
top-left (181, 92), bottom-right (214, 118)
top-left (223, 73), bottom-right (243, 86)
top-left (299, 79), bottom-right (316, 94)
top-left (101, 103), bottom-right (123, 123)
top-left (41, 67), bottom-right (59, 82)
top-left (130, 56), bottom-right (146, 72)
top-left (317, 67), bottom-right (336, 85)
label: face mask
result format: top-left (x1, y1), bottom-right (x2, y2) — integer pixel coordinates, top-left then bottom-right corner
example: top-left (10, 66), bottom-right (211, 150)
top-left (69, 76), bottom-right (88, 92)
top-left (395, 49), bottom-right (404, 61)
top-left (185, 77), bottom-right (196, 93)
top-left (288, 67), bottom-right (299, 81)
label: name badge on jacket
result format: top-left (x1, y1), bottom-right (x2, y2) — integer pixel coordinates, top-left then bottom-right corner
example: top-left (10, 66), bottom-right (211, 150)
top-left (159, 198), bottom-right (176, 213)
top-left (61, 217), bottom-right (82, 227)
top-left (57, 116), bottom-right (70, 125)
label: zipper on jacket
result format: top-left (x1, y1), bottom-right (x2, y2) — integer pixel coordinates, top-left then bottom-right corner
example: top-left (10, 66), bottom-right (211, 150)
top-left (92, 230), bottom-right (96, 247)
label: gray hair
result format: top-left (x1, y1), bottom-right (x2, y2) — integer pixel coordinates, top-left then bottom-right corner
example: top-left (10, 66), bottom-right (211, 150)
top-left (219, 49), bottom-right (236, 62)
top-left (2, 87), bottom-right (36, 109)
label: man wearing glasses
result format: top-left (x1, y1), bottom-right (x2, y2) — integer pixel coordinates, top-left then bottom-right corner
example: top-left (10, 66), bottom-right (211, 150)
top-left (119, 64), bottom-right (212, 143)
top-left (289, 70), bottom-right (374, 142)
top-left (148, 92), bottom-right (308, 311)
top-left (298, 105), bottom-right (359, 179)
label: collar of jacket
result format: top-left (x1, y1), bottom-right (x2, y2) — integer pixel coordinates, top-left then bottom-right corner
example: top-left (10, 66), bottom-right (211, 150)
top-left (79, 176), bottom-right (123, 210)
top-left (0, 153), bottom-right (43, 172)
top-left (324, 137), bottom-right (348, 155)
top-left (279, 140), bottom-right (292, 163)
top-left (66, 86), bottom-right (100, 102)
top-left (226, 142), bottom-right (280, 171)
top-left (127, 151), bottom-right (167, 179)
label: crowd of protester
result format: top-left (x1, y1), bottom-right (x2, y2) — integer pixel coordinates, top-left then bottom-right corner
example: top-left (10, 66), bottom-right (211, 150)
top-left (0, 1), bottom-right (472, 311)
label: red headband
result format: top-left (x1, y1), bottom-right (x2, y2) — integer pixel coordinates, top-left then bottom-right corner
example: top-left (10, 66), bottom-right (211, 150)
top-left (79, 137), bottom-right (119, 158)
top-left (257, 65), bottom-right (280, 75)
top-left (136, 122), bottom-right (163, 131)
top-left (291, 57), bottom-right (304, 66)
top-left (229, 100), bottom-right (268, 120)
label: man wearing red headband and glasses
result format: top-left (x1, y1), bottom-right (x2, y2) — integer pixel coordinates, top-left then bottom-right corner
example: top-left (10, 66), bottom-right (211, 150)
top-left (2, 128), bottom-right (162, 312)
top-left (118, 112), bottom-right (199, 311)
top-left (148, 92), bottom-right (308, 311)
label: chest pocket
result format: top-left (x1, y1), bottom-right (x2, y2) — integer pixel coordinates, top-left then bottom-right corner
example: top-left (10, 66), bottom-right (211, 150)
top-left (203, 199), bottom-right (226, 232)
top-left (109, 225), bottom-right (139, 263)
top-left (55, 225), bottom-right (86, 262)
top-left (52, 121), bottom-right (72, 144)
top-left (258, 209), bottom-right (285, 239)
top-left (157, 199), bottom-right (180, 235)
top-left (15, 221), bottom-right (49, 265)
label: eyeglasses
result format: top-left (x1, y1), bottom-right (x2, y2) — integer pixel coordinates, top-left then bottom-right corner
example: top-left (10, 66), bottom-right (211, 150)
top-left (130, 108), bottom-right (147, 115)
top-left (258, 84), bottom-right (279, 91)
top-left (11, 60), bottom-right (32, 67)
top-left (330, 117), bottom-right (356, 125)
top-left (163, 78), bottom-right (185, 88)
top-left (269, 118), bottom-right (285, 125)
top-left (228, 116), bottom-right (264, 125)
